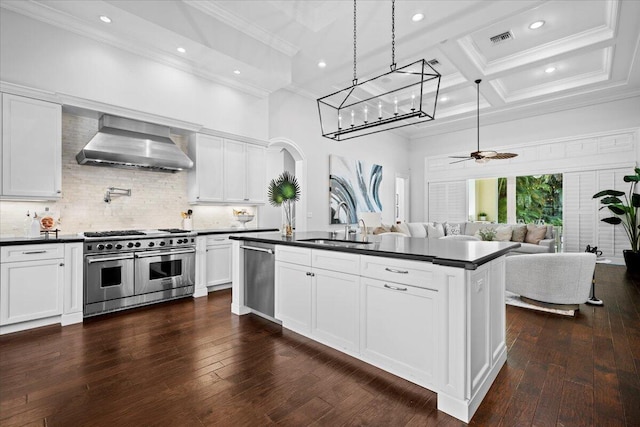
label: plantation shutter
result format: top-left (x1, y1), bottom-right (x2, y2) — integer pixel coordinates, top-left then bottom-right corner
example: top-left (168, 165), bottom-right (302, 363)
top-left (428, 180), bottom-right (467, 223)
top-left (596, 168), bottom-right (632, 263)
top-left (563, 171), bottom-right (597, 253)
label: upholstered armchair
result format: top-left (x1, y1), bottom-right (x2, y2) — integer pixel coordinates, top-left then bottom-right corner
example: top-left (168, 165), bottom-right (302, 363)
top-left (505, 253), bottom-right (596, 307)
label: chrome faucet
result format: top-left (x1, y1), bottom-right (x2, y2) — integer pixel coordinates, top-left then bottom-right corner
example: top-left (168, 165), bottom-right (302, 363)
top-left (358, 218), bottom-right (368, 241)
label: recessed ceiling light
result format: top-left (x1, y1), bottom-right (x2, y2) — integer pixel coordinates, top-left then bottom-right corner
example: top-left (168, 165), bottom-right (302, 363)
top-left (529, 20), bottom-right (545, 30)
top-left (318, 60), bottom-right (327, 68)
top-left (99, 15), bottom-right (112, 23)
top-left (412, 13), bottom-right (424, 22)
top-left (440, 96), bottom-right (448, 102)
top-left (233, 70), bottom-right (241, 75)
top-left (177, 47), bottom-right (186, 53)
top-left (545, 66), bottom-right (556, 73)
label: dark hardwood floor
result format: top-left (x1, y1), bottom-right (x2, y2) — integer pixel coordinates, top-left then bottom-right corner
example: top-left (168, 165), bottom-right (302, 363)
top-left (1, 264), bottom-right (638, 426)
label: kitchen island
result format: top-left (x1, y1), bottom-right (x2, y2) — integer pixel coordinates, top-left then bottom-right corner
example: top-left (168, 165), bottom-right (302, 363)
top-left (230, 231), bottom-right (520, 423)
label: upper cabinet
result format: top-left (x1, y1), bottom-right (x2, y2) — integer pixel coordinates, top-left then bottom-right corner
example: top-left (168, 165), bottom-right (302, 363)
top-left (188, 134), bottom-right (265, 204)
top-left (1, 93), bottom-right (62, 200)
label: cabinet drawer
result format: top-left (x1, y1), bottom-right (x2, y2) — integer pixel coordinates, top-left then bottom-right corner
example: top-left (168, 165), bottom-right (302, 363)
top-left (1, 244), bottom-right (64, 262)
top-left (360, 255), bottom-right (438, 290)
top-left (276, 245), bottom-right (312, 266)
top-left (312, 249), bottom-right (359, 274)
top-left (206, 235), bottom-right (230, 246)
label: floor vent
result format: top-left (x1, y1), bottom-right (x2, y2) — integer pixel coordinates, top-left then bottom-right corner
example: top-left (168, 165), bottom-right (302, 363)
top-left (489, 31), bottom-right (514, 45)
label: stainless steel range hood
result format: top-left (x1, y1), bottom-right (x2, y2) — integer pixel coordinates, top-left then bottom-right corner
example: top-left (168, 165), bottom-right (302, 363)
top-left (76, 115), bottom-right (193, 172)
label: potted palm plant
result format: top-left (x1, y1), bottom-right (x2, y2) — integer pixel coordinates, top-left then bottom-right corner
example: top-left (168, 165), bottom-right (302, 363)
top-left (268, 171), bottom-right (300, 237)
top-left (593, 167), bottom-right (640, 274)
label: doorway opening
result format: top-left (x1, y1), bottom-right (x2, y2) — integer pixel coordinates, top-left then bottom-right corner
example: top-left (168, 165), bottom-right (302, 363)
top-left (395, 174), bottom-right (410, 223)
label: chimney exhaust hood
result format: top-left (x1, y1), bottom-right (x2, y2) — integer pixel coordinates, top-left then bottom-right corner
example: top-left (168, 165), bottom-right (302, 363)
top-left (76, 115), bottom-right (193, 172)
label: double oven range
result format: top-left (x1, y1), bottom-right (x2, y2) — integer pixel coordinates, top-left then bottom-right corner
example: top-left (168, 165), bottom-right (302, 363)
top-left (83, 229), bottom-right (196, 317)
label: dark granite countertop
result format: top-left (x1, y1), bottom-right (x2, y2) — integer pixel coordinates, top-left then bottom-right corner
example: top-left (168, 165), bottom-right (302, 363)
top-left (0, 234), bottom-right (84, 246)
top-left (195, 228), bottom-right (278, 236)
top-left (229, 231), bottom-right (520, 270)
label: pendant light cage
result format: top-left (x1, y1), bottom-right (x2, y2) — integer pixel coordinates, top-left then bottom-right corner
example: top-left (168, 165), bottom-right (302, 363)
top-left (317, 0), bottom-right (442, 141)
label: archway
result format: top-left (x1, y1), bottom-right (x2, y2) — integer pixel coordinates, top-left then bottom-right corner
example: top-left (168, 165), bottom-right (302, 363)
top-left (264, 138), bottom-right (307, 232)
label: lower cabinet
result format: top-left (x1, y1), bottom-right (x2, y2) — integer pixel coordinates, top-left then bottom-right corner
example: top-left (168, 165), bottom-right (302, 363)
top-left (0, 257), bottom-right (64, 326)
top-left (205, 236), bottom-right (232, 288)
top-left (275, 261), bottom-right (312, 334)
top-left (360, 277), bottom-right (439, 386)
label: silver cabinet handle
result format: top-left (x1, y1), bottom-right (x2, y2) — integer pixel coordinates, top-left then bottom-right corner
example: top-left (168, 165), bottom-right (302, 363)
top-left (241, 245), bottom-right (273, 255)
top-left (384, 284), bottom-right (408, 291)
top-left (306, 272), bottom-right (315, 277)
top-left (22, 250), bottom-right (47, 254)
top-left (212, 238), bottom-right (227, 241)
top-left (385, 267), bottom-right (409, 274)
top-left (59, 263), bottom-right (65, 267)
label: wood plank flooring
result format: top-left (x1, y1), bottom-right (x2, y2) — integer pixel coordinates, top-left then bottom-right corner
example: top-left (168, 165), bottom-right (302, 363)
top-left (1, 264), bottom-right (638, 426)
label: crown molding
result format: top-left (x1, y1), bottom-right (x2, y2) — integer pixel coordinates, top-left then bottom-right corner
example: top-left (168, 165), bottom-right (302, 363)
top-left (183, 0), bottom-right (299, 58)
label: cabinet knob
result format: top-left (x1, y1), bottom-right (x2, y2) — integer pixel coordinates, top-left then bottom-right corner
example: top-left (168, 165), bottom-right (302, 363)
top-left (243, 198), bottom-right (249, 201)
top-left (59, 262), bottom-right (65, 267)
top-left (57, 190), bottom-right (62, 194)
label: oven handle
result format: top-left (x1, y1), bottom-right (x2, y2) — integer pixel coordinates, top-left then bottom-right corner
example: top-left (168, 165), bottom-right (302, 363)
top-left (86, 254), bottom-right (135, 263)
top-left (134, 248), bottom-right (196, 258)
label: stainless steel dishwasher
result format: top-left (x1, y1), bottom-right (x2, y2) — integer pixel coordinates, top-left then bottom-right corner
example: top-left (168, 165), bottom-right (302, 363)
top-left (241, 242), bottom-right (275, 318)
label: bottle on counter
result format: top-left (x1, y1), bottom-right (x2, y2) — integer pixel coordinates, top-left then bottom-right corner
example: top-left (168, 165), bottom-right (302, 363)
top-left (23, 211), bottom-right (32, 237)
top-left (30, 212), bottom-right (41, 237)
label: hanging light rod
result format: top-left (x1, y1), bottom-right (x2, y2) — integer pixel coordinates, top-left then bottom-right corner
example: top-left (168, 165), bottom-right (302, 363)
top-left (317, 0), bottom-right (441, 141)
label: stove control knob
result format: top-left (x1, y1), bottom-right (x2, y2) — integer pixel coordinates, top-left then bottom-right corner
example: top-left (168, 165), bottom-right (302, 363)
top-left (135, 242), bottom-right (141, 248)
top-left (159, 241), bottom-right (166, 246)
top-left (97, 244), bottom-right (105, 250)
top-left (115, 244), bottom-right (123, 249)
top-left (105, 244), bottom-right (113, 250)
top-left (127, 242), bottom-right (134, 248)
top-left (148, 242), bottom-right (155, 247)
top-left (177, 239), bottom-right (184, 244)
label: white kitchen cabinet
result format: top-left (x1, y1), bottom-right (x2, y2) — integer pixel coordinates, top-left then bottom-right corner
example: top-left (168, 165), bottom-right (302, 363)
top-left (205, 235), bottom-right (233, 289)
top-left (360, 277), bottom-right (439, 387)
top-left (187, 134), bottom-right (224, 203)
top-left (0, 248), bottom-right (64, 327)
top-left (275, 260), bottom-right (312, 335)
top-left (1, 93), bottom-right (62, 199)
top-left (312, 268), bottom-right (360, 353)
top-left (223, 139), bottom-right (265, 203)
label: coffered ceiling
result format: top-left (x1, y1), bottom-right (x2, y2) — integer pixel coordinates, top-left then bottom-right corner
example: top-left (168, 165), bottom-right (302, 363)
top-left (2, 0), bottom-right (639, 138)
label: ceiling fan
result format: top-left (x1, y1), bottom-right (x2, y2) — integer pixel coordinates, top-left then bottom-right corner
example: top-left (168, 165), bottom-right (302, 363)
top-left (450, 79), bottom-right (518, 164)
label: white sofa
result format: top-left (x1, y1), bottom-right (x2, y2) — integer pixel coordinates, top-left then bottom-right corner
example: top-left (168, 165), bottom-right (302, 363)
top-left (505, 253), bottom-right (596, 306)
top-left (392, 221), bottom-right (556, 255)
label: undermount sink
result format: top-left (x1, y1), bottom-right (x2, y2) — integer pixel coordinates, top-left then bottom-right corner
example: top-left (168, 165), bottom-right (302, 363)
top-left (299, 238), bottom-right (374, 247)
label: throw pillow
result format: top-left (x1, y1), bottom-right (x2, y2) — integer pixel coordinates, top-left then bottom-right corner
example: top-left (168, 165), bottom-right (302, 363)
top-left (476, 227), bottom-right (497, 241)
top-left (525, 224), bottom-right (547, 244)
top-left (495, 225), bottom-right (513, 242)
top-left (511, 225), bottom-right (527, 242)
top-left (444, 222), bottom-right (462, 236)
top-left (391, 222), bottom-right (411, 236)
top-left (426, 222), bottom-right (445, 238)
top-left (372, 225), bottom-right (392, 235)
top-left (407, 223), bottom-right (427, 238)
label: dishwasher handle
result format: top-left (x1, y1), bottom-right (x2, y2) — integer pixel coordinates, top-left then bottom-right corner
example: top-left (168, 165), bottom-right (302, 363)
top-left (241, 245), bottom-right (274, 255)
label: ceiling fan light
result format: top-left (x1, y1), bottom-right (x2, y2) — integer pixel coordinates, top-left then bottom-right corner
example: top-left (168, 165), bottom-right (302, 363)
top-left (475, 157), bottom-right (490, 164)
top-left (479, 150), bottom-right (497, 158)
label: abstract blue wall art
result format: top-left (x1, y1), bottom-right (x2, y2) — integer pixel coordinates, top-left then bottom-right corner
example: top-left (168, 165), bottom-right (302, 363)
top-left (329, 154), bottom-right (382, 224)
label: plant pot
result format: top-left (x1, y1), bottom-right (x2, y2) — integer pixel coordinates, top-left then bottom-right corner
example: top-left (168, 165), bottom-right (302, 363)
top-left (478, 216), bottom-right (487, 221)
top-left (623, 250), bottom-right (640, 276)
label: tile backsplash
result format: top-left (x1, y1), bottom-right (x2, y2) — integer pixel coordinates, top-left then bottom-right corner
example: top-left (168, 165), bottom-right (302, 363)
top-left (0, 113), bottom-right (258, 236)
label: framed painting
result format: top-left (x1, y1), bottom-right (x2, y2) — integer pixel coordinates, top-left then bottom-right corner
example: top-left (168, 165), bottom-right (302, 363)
top-left (329, 154), bottom-right (382, 224)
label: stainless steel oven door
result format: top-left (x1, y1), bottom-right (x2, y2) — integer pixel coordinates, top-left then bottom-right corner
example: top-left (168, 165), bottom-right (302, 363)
top-left (85, 253), bottom-right (135, 304)
top-left (134, 248), bottom-right (195, 295)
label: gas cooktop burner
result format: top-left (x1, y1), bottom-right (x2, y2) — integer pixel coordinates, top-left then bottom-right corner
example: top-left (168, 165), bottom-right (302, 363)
top-left (84, 230), bottom-right (146, 238)
top-left (157, 228), bottom-right (190, 234)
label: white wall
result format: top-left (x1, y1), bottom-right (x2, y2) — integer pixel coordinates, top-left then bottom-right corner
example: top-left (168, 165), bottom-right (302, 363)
top-left (269, 89), bottom-right (411, 230)
top-left (409, 95), bottom-right (640, 221)
top-left (0, 10), bottom-right (268, 140)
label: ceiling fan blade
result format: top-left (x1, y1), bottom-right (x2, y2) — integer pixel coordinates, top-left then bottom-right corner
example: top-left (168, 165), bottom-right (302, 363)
top-left (448, 156), bottom-right (472, 159)
top-left (450, 157), bottom-right (473, 164)
top-left (492, 152), bottom-right (518, 159)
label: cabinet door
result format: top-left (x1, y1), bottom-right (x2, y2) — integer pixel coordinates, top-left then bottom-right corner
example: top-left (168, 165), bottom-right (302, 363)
top-left (312, 268), bottom-right (359, 352)
top-left (2, 94), bottom-right (61, 198)
top-left (360, 277), bottom-right (439, 387)
top-left (206, 240), bottom-right (233, 286)
top-left (190, 135), bottom-right (224, 202)
top-left (63, 242), bottom-right (83, 316)
top-left (223, 139), bottom-right (246, 202)
top-left (275, 261), bottom-right (312, 335)
top-left (1, 259), bottom-right (64, 325)
top-left (245, 144), bottom-right (265, 203)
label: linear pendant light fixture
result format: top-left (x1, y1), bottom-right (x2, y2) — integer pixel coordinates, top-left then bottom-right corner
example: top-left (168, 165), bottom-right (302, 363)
top-left (317, 0), bottom-right (441, 141)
